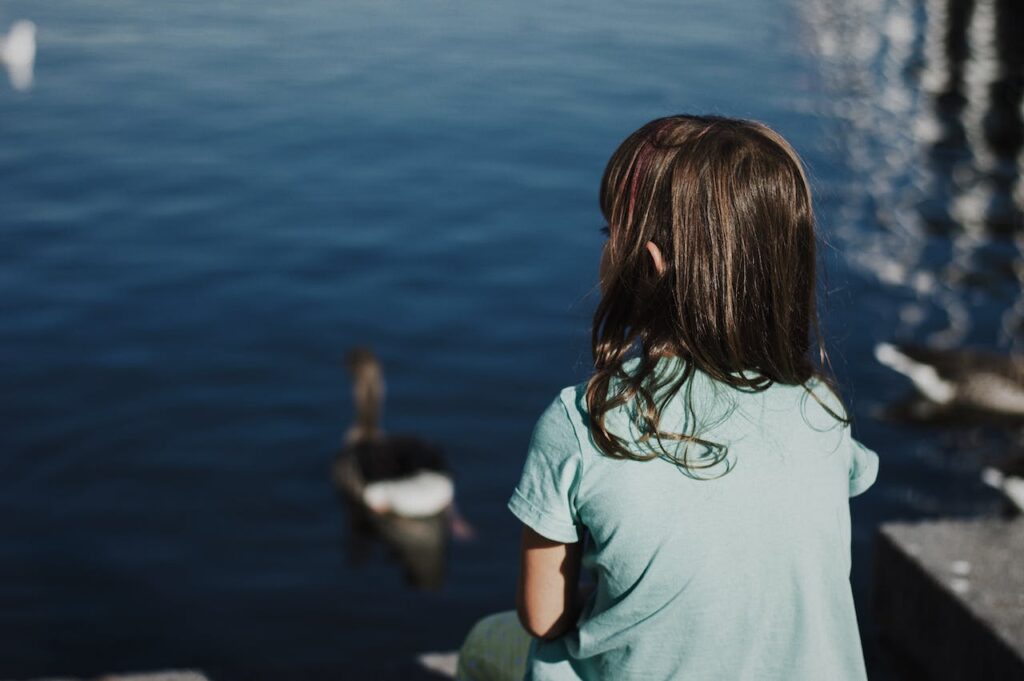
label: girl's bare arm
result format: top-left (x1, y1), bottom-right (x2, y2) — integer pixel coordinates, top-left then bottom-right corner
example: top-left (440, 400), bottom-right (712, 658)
top-left (515, 525), bottom-right (584, 640)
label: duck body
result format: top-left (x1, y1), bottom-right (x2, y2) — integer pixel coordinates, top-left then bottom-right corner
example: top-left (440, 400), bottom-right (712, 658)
top-left (350, 434), bottom-right (447, 482)
top-left (338, 434), bottom-right (455, 518)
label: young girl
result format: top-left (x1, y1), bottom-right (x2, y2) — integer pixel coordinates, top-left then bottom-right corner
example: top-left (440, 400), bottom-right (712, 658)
top-left (455, 114), bottom-right (880, 681)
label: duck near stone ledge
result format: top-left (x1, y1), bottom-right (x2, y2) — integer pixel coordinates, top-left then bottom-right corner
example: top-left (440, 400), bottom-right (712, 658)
top-left (874, 342), bottom-right (1024, 421)
top-left (875, 341), bottom-right (1024, 516)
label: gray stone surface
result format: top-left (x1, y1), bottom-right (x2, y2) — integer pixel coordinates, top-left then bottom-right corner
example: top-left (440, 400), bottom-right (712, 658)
top-left (99, 674), bottom-right (209, 681)
top-left (874, 516), bottom-right (1024, 681)
top-left (7, 672), bottom-right (209, 681)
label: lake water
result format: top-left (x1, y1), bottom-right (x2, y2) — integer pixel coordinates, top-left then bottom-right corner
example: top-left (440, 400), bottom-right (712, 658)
top-left (1, 0), bottom-right (1020, 679)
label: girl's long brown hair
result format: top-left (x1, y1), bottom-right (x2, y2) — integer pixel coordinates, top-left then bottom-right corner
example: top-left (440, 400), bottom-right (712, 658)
top-left (586, 114), bottom-right (850, 477)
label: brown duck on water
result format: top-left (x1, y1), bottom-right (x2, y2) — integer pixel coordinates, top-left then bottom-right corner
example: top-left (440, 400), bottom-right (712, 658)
top-left (334, 347), bottom-right (473, 588)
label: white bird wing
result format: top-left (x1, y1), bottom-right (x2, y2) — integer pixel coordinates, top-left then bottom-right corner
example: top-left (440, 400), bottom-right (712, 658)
top-left (363, 471), bottom-right (454, 518)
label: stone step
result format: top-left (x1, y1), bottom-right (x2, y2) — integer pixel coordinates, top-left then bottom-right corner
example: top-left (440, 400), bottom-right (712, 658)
top-left (873, 516), bottom-right (1024, 681)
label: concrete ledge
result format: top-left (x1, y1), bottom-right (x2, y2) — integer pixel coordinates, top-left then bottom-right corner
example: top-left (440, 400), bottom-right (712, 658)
top-left (7, 672), bottom-right (209, 681)
top-left (873, 516), bottom-right (1024, 681)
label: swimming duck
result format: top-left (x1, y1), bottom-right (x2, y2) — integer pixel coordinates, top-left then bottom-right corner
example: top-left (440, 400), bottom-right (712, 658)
top-left (874, 342), bottom-right (1024, 421)
top-left (335, 347), bottom-right (474, 537)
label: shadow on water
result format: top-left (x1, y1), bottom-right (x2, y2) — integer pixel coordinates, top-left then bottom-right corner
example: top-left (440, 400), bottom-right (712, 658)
top-left (799, 0), bottom-right (1023, 677)
top-left (334, 455), bottom-right (451, 592)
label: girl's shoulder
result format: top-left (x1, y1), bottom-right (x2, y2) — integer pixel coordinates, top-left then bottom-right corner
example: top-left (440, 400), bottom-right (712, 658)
top-left (532, 385), bottom-right (586, 448)
top-left (543, 382), bottom-right (590, 446)
top-left (531, 381), bottom-right (600, 463)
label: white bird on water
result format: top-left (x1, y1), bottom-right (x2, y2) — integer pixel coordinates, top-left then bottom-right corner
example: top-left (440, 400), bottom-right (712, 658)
top-left (0, 19), bottom-right (36, 91)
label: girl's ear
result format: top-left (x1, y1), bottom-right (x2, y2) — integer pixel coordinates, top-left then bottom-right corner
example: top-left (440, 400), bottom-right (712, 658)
top-left (645, 241), bottom-right (666, 275)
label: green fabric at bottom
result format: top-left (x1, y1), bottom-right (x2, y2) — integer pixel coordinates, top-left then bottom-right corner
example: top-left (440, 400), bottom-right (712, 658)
top-left (456, 610), bottom-right (533, 681)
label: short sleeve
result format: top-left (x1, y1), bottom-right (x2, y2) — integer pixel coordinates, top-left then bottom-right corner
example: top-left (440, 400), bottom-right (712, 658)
top-left (848, 436), bottom-right (880, 497)
top-left (507, 395), bottom-right (584, 543)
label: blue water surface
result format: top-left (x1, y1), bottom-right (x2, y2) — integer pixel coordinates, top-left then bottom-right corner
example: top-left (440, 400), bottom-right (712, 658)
top-left (1, 0), bottom-right (1015, 679)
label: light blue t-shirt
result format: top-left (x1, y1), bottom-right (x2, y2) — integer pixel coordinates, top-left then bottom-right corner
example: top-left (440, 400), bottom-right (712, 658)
top-left (508, 356), bottom-right (880, 681)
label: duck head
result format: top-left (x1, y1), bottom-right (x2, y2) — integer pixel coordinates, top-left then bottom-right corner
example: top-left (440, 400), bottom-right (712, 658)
top-left (345, 346), bottom-right (386, 445)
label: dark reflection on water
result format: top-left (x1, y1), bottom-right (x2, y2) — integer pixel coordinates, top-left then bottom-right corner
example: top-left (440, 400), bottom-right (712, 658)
top-left (803, 1), bottom-right (1022, 673)
top-left (806, 0), bottom-right (1023, 345)
top-left (338, 489), bottom-right (450, 592)
top-left (0, 0), bottom-right (1020, 679)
